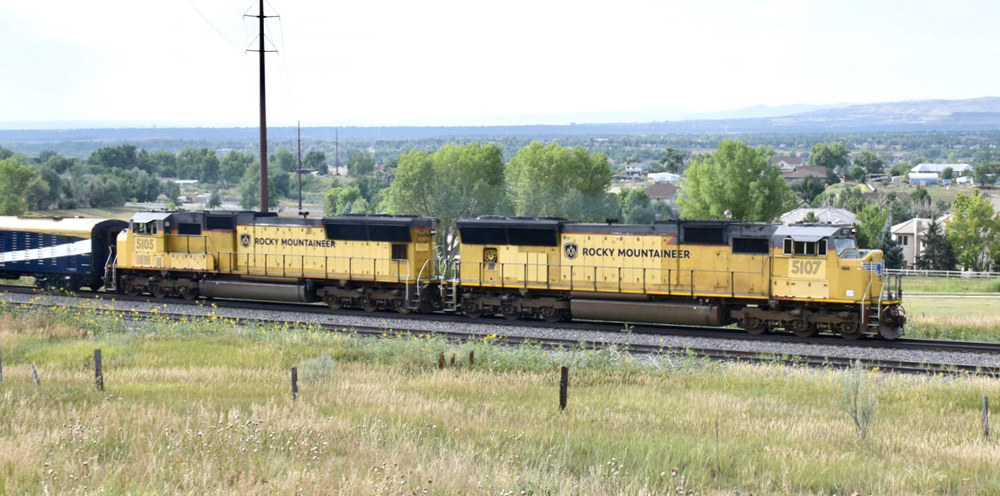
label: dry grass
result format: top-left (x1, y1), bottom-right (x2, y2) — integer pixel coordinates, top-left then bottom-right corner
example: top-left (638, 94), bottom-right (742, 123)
top-left (904, 296), bottom-right (1000, 341)
top-left (1, 305), bottom-right (999, 494)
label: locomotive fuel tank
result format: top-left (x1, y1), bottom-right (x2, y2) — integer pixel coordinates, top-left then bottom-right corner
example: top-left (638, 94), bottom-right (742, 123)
top-left (570, 298), bottom-right (725, 326)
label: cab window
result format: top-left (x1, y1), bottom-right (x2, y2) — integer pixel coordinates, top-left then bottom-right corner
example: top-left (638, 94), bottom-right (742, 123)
top-left (133, 221), bottom-right (158, 235)
top-left (784, 237), bottom-right (827, 256)
top-left (833, 237), bottom-right (857, 255)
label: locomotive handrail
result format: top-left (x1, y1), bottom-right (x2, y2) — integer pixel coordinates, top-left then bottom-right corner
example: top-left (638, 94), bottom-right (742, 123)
top-left (456, 260), bottom-right (770, 297)
top-left (213, 250), bottom-right (417, 284)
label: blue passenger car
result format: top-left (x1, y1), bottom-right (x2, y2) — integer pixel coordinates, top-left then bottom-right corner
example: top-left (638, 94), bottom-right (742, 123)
top-left (0, 216), bottom-right (128, 291)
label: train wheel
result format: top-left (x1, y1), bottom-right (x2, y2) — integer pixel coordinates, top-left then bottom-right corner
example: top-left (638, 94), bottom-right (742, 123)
top-left (181, 287), bottom-right (199, 301)
top-left (63, 278), bottom-right (81, 293)
top-left (540, 307), bottom-right (564, 323)
top-left (361, 297), bottom-right (378, 312)
top-left (839, 322), bottom-right (863, 340)
top-left (742, 316), bottom-right (768, 335)
top-left (791, 320), bottom-right (818, 338)
top-left (393, 299), bottom-right (411, 314)
top-left (418, 299), bottom-right (435, 314)
top-left (325, 297), bottom-right (343, 310)
top-left (150, 286), bottom-right (168, 299)
top-left (463, 302), bottom-right (483, 319)
top-left (501, 305), bottom-right (520, 321)
top-left (124, 284), bottom-right (141, 297)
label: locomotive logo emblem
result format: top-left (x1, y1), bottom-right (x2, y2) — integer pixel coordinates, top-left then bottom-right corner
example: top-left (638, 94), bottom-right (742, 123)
top-left (240, 233), bottom-right (251, 248)
top-left (564, 242), bottom-right (579, 260)
top-left (862, 261), bottom-right (883, 276)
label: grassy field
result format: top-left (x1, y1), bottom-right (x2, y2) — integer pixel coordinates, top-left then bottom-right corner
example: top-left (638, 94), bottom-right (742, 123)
top-left (899, 277), bottom-right (1000, 341)
top-left (903, 277), bottom-right (1000, 294)
top-left (903, 295), bottom-right (1000, 341)
top-left (36, 207), bottom-right (140, 221)
top-left (0, 302), bottom-right (998, 493)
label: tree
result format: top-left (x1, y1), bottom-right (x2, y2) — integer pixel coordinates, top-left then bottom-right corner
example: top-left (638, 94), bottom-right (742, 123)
top-left (618, 188), bottom-right (655, 224)
top-left (207, 190), bottom-right (222, 209)
top-left (676, 140), bottom-right (795, 222)
top-left (790, 175), bottom-right (826, 205)
top-left (273, 148), bottom-right (297, 173)
top-left (220, 151), bottom-right (254, 186)
top-left (88, 145), bottom-right (138, 170)
top-left (941, 166), bottom-right (954, 181)
top-left (347, 151), bottom-right (375, 177)
top-left (176, 147), bottom-right (220, 183)
top-left (911, 186), bottom-right (930, 208)
top-left (657, 147), bottom-right (687, 173)
top-left (972, 162), bottom-right (1000, 187)
top-left (304, 150), bottom-right (327, 173)
top-left (324, 185), bottom-right (365, 215)
top-left (876, 221), bottom-right (904, 270)
top-left (947, 192), bottom-right (998, 271)
top-left (652, 201), bottom-right (674, 220)
top-left (889, 162), bottom-right (911, 177)
top-left (849, 165), bottom-right (867, 182)
top-left (383, 143), bottom-right (510, 256)
top-left (505, 142), bottom-right (616, 222)
top-left (916, 219), bottom-right (957, 271)
top-left (802, 211), bottom-right (820, 223)
top-left (854, 151), bottom-right (885, 175)
top-left (0, 158), bottom-right (40, 215)
top-left (810, 142), bottom-right (850, 174)
top-left (25, 176), bottom-right (52, 210)
top-left (856, 204), bottom-right (889, 249)
top-left (163, 181), bottom-right (182, 205)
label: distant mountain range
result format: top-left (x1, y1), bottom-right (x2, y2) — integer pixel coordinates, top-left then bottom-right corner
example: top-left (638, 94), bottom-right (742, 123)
top-left (2, 97), bottom-right (1000, 143)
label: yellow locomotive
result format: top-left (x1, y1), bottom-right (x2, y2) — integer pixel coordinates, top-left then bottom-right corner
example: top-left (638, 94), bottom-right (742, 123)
top-left (109, 210), bottom-right (904, 339)
top-left (113, 211), bottom-right (439, 312)
top-left (453, 218), bottom-right (905, 339)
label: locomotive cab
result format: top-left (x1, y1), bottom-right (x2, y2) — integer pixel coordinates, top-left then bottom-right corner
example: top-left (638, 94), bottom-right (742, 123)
top-left (123, 212), bottom-right (170, 269)
top-left (767, 225), bottom-right (905, 339)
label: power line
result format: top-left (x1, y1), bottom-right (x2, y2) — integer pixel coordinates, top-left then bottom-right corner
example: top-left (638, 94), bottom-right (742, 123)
top-left (184, 0), bottom-right (242, 50)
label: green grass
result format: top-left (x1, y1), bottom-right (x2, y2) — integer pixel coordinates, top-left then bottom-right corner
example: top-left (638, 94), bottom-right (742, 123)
top-left (33, 206), bottom-right (140, 221)
top-left (0, 305), bottom-right (999, 493)
top-left (904, 276), bottom-right (1000, 294)
top-left (903, 295), bottom-right (1000, 341)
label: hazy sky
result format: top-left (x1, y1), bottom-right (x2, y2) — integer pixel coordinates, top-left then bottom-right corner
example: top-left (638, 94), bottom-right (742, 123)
top-left (2, 0), bottom-right (998, 128)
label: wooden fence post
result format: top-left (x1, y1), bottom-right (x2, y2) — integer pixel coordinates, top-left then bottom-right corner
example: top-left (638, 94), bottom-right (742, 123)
top-left (291, 367), bottom-right (298, 402)
top-left (94, 349), bottom-right (104, 391)
top-left (984, 393), bottom-right (990, 440)
top-left (30, 364), bottom-right (40, 387)
top-left (559, 366), bottom-right (569, 411)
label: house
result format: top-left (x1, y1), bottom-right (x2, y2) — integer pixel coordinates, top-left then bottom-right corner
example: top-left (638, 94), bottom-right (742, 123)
top-left (770, 157), bottom-right (804, 170)
top-left (648, 172), bottom-right (682, 183)
top-left (779, 206), bottom-right (859, 225)
top-left (911, 163), bottom-right (972, 176)
top-left (892, 215), bottom-right (952, 268)
top-left (644, 182), bottom-right (679, 205)
top-left (623, 161), bottom-right (656, 178)
top-left (781, 166), bottom-right (827, 182)
top-left (891, 218), bottom-right (933, 268)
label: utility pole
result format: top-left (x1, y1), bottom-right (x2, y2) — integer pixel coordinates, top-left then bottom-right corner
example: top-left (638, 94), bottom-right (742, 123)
top-left (335, 128), bottom-right (340, 175)
top-left (297, 120), bottom-right (302, 212)
top-left (246, 0), bottom-right (276, 213)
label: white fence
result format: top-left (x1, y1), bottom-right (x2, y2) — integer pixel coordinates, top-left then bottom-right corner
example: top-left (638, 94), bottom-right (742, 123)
top-left (887, 269), bottom-right (1000, 279)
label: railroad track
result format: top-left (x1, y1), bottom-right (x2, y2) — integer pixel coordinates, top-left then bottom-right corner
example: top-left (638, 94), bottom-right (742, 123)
top-left (6, 284), bottom-right (1000, 354)
top-left (2, 284), bottom-right (999, 376)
